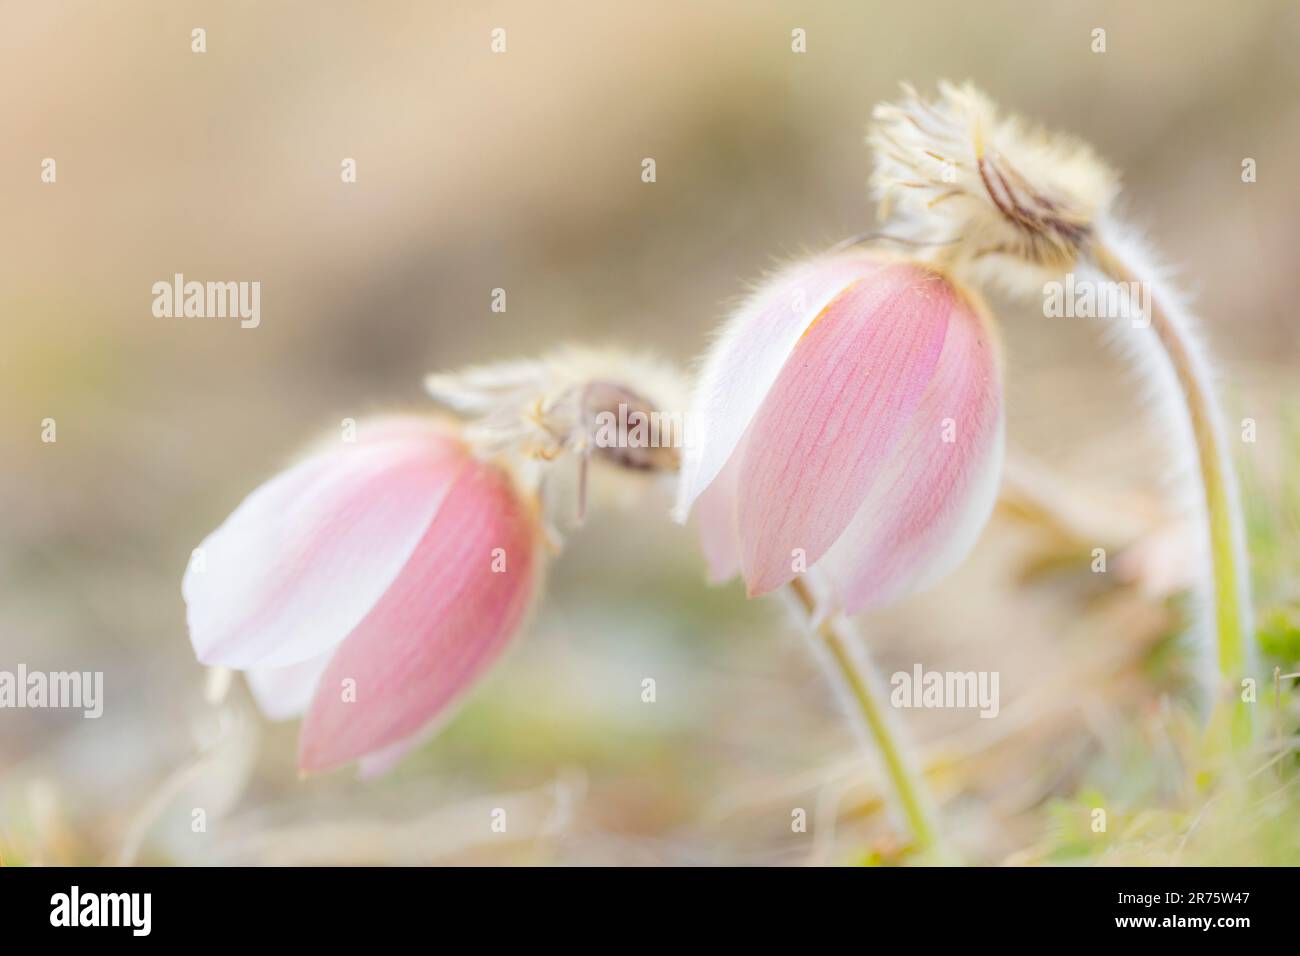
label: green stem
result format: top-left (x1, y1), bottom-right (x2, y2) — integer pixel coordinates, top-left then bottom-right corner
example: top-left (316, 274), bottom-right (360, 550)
top-left (787, 578), bottom-right (950, 860)
top-left (1092, 245), bottom-right (1254, 751)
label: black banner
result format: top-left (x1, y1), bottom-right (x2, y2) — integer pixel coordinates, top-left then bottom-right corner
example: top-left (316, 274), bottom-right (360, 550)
top-left (0, 866), bottom-right (1284, 941)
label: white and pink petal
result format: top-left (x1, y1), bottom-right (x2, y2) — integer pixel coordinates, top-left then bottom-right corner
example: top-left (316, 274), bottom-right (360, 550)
top-left (245, 651), bottom-right (334, 722)
top-left (675, 254), bottom-right (894, 522)
top-left (183, 418), bottom-right (467, 670)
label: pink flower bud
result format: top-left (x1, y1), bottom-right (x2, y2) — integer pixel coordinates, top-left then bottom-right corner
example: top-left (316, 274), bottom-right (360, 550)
top-left (182, 417), bottom-right (539, 774)
top-left (676, 252), bottom-right (1004, 613)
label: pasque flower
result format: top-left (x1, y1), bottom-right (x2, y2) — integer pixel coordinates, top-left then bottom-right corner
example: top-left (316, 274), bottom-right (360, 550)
top-left (183, 416), bottom-right (540, 775)
top-left (184, 350), bottom-right (682, 776)
top-left (870, 82), bottom-right (1254, 739)
top-left (675, 251), bottom-right (1004, 612)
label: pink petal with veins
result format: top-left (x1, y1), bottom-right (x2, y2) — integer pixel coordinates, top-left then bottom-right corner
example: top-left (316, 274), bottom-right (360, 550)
top-left (298, 461), bottom-right (538, 773)
top-left (736, 265), bottom-right (953, 595)
top-left (675, 255), bottom-right (893, 522)
top-left (820, 290), bottom-right (1004, 612)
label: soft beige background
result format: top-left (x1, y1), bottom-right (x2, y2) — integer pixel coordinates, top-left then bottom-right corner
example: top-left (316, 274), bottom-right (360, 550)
top-left (2, 1), bottom-right (1297, 864)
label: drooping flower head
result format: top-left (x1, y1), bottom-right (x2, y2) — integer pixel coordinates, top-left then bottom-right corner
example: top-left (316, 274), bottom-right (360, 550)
top-left (184, 348), bottom-right (684, 776)
top-left (676, 250), bottom-right (1003, 614)
top-left (184, 417), bottom-right (541, 775)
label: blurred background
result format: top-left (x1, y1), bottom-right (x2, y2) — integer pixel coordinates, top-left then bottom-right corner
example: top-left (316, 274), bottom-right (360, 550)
top-left (2, 1), bottom-right (1298, 865)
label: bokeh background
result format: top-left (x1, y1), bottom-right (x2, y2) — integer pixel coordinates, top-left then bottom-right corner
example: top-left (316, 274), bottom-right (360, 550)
top-left (2, 1), bottom-right (1298, 865)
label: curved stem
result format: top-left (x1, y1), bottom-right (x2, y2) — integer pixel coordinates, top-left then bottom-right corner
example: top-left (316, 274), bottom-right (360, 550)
top-left (1089, 243), bottom-right (1255, 750)
top-left (786, 578), bottom-right (951, 860)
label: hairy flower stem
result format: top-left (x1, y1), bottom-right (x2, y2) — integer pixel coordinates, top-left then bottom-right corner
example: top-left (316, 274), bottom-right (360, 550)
top-left (1090, 244), bottom-right (1254, 752)
top-left (787, 577), bottom-right (950, 860)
